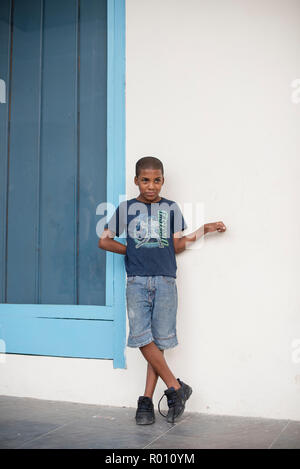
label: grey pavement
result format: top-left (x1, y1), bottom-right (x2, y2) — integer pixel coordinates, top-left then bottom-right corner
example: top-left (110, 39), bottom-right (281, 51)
top-left (0, 395), bottom-right (299, 449)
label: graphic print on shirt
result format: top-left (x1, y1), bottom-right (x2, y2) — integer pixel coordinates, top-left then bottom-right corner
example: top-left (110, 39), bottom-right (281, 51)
top-left (129, 210), bottom-right (169, 249)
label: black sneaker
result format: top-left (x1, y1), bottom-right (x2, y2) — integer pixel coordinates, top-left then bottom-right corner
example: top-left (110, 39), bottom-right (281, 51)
top-left (135, 396), bottom-right (155, 425)
top-left (158, 378), bottom-right (192, 423)
top-left (177, 378), bottom-right (193, 402)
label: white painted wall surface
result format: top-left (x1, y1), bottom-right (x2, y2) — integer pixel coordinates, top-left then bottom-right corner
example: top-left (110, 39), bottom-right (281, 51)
top-left (1, 0), bottom-right (300, 420)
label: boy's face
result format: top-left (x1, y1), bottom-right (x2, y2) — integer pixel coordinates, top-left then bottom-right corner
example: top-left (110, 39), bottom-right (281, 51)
top-left (134, 169), bottom-right (164, 203)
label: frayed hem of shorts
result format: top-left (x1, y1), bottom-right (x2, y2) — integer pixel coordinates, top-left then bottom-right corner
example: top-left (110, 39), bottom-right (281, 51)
top-left (127, 337), bottom-right (154, 348)
top-left (154, 341), bottom-right (178, 350)
top-left (127, 336), bottom-right (179, 350)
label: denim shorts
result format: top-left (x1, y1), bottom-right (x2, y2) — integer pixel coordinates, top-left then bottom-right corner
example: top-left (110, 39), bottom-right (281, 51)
top-left (126, 275), bottom-right (178, 350)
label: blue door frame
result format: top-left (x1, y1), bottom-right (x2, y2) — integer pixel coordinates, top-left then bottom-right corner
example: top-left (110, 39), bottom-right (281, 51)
top-left (0, 0), bottom-right (126, 368)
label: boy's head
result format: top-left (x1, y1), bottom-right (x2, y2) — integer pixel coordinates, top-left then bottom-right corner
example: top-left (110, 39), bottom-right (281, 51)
top-left (134, 156), bottom-right (164, 202)
top-left (135, 156), bottom-right (164, 178)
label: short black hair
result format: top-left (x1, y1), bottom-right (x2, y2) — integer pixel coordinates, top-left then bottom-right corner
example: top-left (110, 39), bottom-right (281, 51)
top-left (135, 156), bottom-right (164, 178)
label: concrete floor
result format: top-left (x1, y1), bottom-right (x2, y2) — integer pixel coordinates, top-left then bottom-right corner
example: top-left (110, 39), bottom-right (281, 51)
top-left (0, 395), bottom-right (299, 449)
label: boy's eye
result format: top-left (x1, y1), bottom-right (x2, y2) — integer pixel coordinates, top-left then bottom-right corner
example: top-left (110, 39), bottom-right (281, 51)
top-left (142, 179), bottom-right (160, 182)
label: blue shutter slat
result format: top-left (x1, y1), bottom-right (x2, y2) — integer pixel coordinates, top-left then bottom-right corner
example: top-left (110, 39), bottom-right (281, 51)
top-left (0, 0), bottom-right (11, 303)
top-left (78, 0), bottom-right (107, 306)
top-left (6, 0), bottom-right (42, 303)
top-left (39, 0), bottom-right (78, 304)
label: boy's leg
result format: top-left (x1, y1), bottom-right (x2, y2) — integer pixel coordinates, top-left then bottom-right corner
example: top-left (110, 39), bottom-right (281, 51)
top-left (143, 349), bottom-right (164, 399)
top-left (140, 341), bottom-right (180, 391)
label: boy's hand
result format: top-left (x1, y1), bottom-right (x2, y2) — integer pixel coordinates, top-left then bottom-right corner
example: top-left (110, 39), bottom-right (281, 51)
top-left (205, 221), bottom-right (226, 233)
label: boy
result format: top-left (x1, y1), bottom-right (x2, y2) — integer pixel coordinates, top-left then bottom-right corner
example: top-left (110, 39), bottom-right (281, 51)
top-left (99, 156), bottom-right (226, 424)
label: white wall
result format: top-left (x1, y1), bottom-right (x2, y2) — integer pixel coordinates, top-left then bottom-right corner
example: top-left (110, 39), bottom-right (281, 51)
top-left (1, 0), bottom-right (300, 421)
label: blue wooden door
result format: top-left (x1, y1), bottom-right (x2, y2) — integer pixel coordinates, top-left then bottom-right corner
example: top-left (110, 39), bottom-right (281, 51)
top-left (0, 0), bottom-right (126, 367)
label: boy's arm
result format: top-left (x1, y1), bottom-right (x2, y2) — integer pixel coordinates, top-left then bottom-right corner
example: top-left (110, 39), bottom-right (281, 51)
top-left (98, 228), bottom-right (127, 255)
top-left (173, 221), bottom-right (226, 254)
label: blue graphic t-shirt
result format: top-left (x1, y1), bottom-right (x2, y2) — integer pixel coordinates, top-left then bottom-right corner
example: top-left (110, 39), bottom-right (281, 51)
top-left (103, 197), bottom-right (188, 278)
